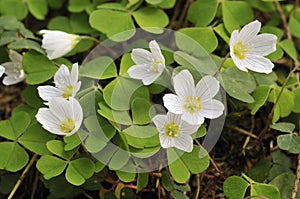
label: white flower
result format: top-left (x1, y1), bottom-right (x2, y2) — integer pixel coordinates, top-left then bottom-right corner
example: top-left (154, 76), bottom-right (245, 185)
top-left (127, 40), bottom-right (165, 85)
top-left (1, 50), bottom-right (26, 86)
top-left (40, 30), bottom-right (81, 60)
top-left (163, 70), bottom-right (224, 125)
top-left (152, 112), bottom-right (199, 152)
top-left (38, 63), bottom-right (81, 102)
top-left (0, 65), bottom-right (4, 77)
top-left (36, 97), bottom-right (83, 136)
top-left (229, 20), bottom-right (277, 74)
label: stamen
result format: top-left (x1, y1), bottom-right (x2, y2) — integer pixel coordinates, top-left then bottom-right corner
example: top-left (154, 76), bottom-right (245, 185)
top-left (62, 85), bottom-right (75, 98)
top-left (165, 121), bottom-right (180, 138)
top-left (60, 117), bottom-right (76, 134)
top-left (184, 96), bottom-right (201, 114)
top-left (233, 41), bottom-right (247, 60)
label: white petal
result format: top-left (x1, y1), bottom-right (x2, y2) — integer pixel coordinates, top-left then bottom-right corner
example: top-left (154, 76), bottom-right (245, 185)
top-left (70, 63), bottom-right (79, 84)
top-left (231, 55), bottom-right (248, 72)
top-left (239, 20), bottom-right (261, 43)
top-left (166, 112), bottom-right (182, 125)
top-left (54, 64), bottom-right (71, 87)
top-left (229, 30), bottom-right (239, 48)
top-left (36, 108), bottom-right (64, 135)
top-left (180, 120), bottom-right (200, 135)
top-left (73, 82), bottom-right (81, 97)
top-left (248, 33), bottom-right (277, 56)
top-left (195, 75), bottom-right (220, 101)
top-left (152, 114), bottom-right (167, 133)
top-left (163, 94), bottom-right (182, 114)
top-left (199, 99), bottom-right (224, 119)
top-left (127, 64), bottom-right (159, 85)
top-left (149, 40), bottom-right (165, 64)
top-left (8, 50), bottom-right (22, 63)
top-left (69, 97), bottom-right (83, 127)
top-left (181, 111), bottom-right (204, 125)
top-left (0, 65), bottom-right (4, 77)
top-left (159, 134), bottom-right (174, 148)
top-left (131, 48), bottom-right (153, 65)
top-left (173, 134), bottom-right (193, 152)
top-left (243, 55), bottom-right (274, 74)
top-left (48, 98), bottom-right (73, 121)
top-left (3, 75), bottom-right (25, 86)
top-left (38, 86), bottom-right (64, 101)
top-left (173, 70), bottom-right (195, 99)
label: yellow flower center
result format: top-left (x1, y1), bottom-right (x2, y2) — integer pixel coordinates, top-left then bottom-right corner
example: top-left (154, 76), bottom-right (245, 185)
top-left (165, 121), bottom-right (180, 138)
top-left (149, 60), bottom-right (163, 73)
top-left (62, 85), bottom-right (75, 98)
top-left (68, 35), bottom-right (80, 48)
top-left (60, 117), bottom-right (76, 134)
top-left (184, 96), bottom-right (201, 114)
top-left (233, 41), bottom-right (247, 60)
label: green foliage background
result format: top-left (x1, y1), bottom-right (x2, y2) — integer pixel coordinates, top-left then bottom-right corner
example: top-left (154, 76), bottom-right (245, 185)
top-left (0, 0), bottom-right (299, 198)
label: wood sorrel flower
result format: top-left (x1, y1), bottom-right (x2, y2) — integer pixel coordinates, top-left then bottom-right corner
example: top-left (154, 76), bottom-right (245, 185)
top-left (38, 63), bottom-right (81, 102)
top-left (163, 70), bottom-right (224, 125)
top-left (1, 50), bottom-right (26, 86)
top-left (152, 112), bottom-right (200, 152)
top-left (36, 97), bottom-right (83, 136)
top-left (127, 40), bottom-right (165, 85)
top-left (40, 30), bottom-right (81, 60)
top-left (229, 20), bottom-right (277, 74)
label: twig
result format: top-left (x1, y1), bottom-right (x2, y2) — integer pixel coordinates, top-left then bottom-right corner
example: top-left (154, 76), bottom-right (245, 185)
top-left (176, 0), bottom-right (193, 29)
top-left (292, 154), bottom-right (300, 199)
top-left (228, 125), bottom-right (257, 139)
top-left (195, 173), bottom-right (201, 199)
top-left (80, 188), bottom-right (94, 199)
top-left (274, 1), bottom-right (292, 40)
top-left (8, 154), bottom-right (38, 199)
top-left (30, 170), bottom-right (39, 199)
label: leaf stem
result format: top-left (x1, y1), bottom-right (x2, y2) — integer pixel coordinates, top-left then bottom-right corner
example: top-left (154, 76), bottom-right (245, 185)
top-left (214, 52), bottom-right (230, 77)
top-left (80, 35), bottom-right (100, 44)
top-left (8, 154), bottom-right (38, 199)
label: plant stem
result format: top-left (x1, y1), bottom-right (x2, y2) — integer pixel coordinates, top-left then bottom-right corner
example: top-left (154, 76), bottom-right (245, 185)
top-left (258, 64), bottom-right (299, 138)
top-left (214, 52), bottom-right (230, 77)
top-left (80, 35), bottom-right (100, 44)
top-left (228, 125), bottom-right (257, 139)
top-left (8, 154), bottom-right (38, 199)
top-left (292, 153), bottom-right (300, 199)
top-left (274, 1), bottom-right (292, 40)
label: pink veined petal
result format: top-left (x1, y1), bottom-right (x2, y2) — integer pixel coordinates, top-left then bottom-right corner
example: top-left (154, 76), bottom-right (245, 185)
top-left (181, 111), bottom-right (204, 125)
top-left (38, 86), bottom-right (64, 101)
top-left (173, 134), bottom-right (193, 152)
top-left (127, 64), bottom-right (159, 85)
top-left (149, 40), bottom-right (165, 64)
top-left (239, 20), bottom-right (261, 43)
top-left (180, 120), bottom-right (200, 135)
top-left (163, 94), bottom-right (183, 114)
top-left (159, 134), bottom-right (174, 148)
top-left (195, 75), bottom-right (220, 102)
top-left (248, 34), bottom-right (277, 56)
top-left (199, 99), bottom-right (224, 119)
top-left (244, 54), bottom-right (274, 74)
top-left (173, 70), bottom-right (195, 99)
top-left (131, 48), bottom-right (153, 65)
top-left (152, 114), bottom-right (167, 133)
